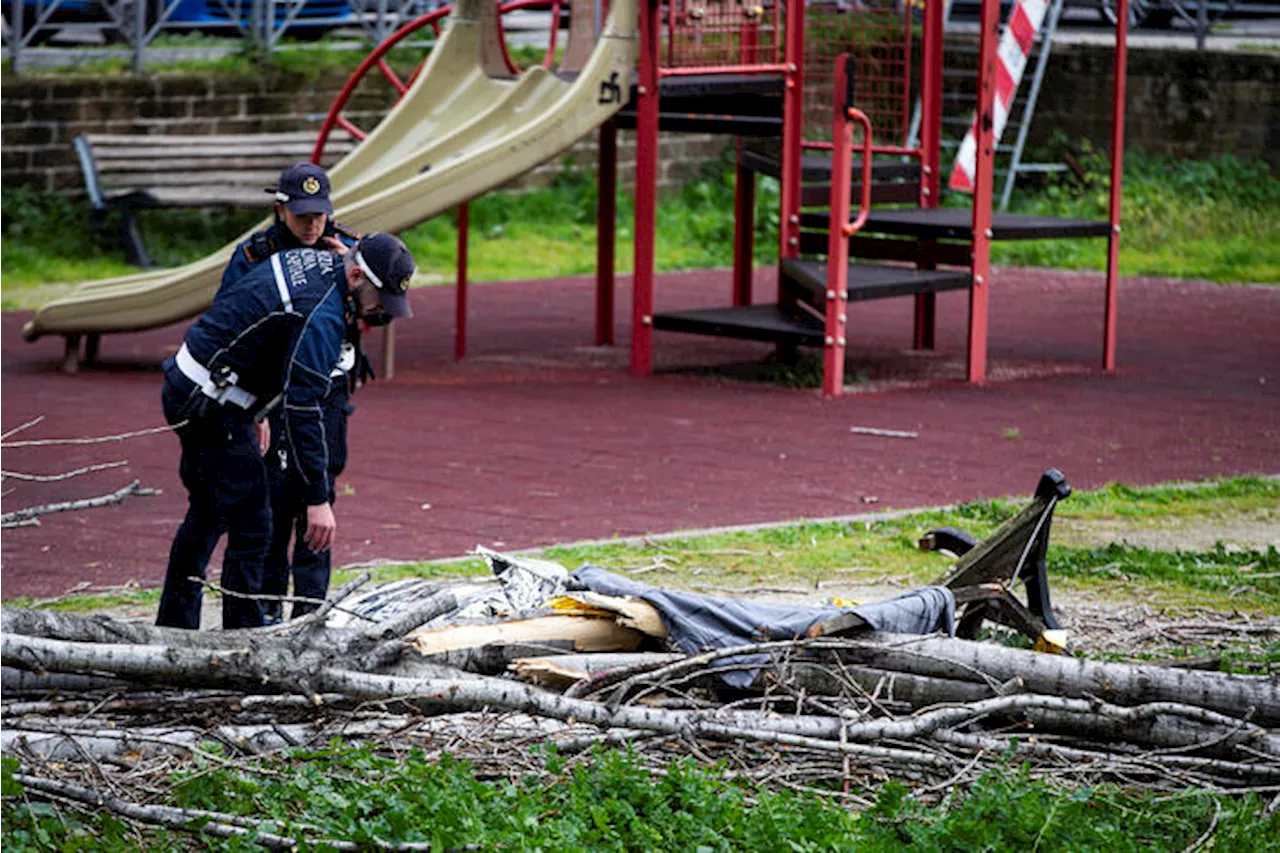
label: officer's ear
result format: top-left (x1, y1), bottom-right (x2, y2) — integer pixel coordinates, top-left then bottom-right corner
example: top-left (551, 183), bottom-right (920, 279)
top-left (344, 260), bottom-right (365, 289)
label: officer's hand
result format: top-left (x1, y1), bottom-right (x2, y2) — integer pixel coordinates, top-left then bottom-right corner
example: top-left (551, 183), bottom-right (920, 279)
top-left (255, 420), bottom-right (270, 455)
top-left (324, 236), bottom-right (350, 254)
top-left (305, 502), bottom-right (337, 552)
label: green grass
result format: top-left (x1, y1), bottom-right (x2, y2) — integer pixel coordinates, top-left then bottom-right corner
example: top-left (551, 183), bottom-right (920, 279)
top-left (1, 31), bottom-right (433, 80)
top-left (9, 476), bottom-right (1275, 620)
top-left (981, 147), bottom-right (1280, 284)
top-left (5, 748), bottom-right (1277, 851)
top-left (2, 148), bottom-right (1276, 309)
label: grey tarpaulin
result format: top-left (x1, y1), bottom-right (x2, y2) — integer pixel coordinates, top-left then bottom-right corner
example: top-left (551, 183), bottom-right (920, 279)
top-left (571, 566), bottom-right (956, 688)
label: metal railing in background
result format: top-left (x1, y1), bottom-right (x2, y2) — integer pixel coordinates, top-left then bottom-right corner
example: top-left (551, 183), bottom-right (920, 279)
top-left (1, 0), bottom-right (451, 71)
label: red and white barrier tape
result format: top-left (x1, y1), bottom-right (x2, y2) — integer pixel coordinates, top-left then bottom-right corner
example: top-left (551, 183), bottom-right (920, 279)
top-left (949, 0), bottom-right (1050, 192)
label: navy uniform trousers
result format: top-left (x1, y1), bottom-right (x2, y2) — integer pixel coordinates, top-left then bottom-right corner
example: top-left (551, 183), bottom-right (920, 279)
top-left (261, 385), bottom-right (350, 621)
top-left (156, 375), bottom-right (271, 630)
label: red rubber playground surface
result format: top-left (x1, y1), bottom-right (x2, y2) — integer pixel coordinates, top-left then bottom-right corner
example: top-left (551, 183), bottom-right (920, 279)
top-left (2, 267), bottom-right (1278, 599)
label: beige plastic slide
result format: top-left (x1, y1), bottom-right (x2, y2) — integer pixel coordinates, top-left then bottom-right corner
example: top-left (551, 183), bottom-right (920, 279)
top-left (21, 0), bottom-right (636, 342)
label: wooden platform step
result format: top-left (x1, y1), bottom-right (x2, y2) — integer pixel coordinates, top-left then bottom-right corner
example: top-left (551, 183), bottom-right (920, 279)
top-left (781, 259), bottom-right (972, 305)
top-left (651, 303), bottom-right (826, 347)
top-left (862, 208), bottom-right (1111, 241)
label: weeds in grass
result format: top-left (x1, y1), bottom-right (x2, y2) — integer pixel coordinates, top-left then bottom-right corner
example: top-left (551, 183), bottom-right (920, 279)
top-left (985, 146), bottom-right (1280, 283)
top-left (3, 149), bottom-right (1274, 301)
top-left (5, 746), bottom-right (1277, 851)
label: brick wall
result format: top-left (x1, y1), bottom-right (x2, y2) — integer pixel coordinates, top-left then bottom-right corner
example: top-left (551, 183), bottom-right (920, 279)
top-left (0, 67), bottom-right (731, 195)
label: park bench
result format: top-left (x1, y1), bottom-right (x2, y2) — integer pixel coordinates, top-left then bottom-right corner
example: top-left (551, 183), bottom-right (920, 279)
top-left (73, 129), bottom-right (357, 267)
top-left (810, 469), bottom-right (1072, 648)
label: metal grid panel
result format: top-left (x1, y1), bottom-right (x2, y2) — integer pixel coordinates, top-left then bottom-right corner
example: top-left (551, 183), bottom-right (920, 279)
top-left (801, 0), bottom-right (913, 147)
top-left (662, 0), bottom-right (782, 69)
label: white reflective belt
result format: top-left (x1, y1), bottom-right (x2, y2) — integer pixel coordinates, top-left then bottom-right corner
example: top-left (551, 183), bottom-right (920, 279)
top-left (175, 343), bottom-right (257, 410)
top-left (270, 254), bottom-right (293, 312)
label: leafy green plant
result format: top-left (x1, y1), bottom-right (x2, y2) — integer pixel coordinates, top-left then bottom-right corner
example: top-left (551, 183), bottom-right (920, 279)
top-left (5, 747), bottom-right (1278, 851)
top-left (977, 145), bottom-right (1280, 283)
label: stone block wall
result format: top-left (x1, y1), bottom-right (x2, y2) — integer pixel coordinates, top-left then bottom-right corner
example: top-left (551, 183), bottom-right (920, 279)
top-left (1028, 43), bottom-right (1279, 171)
top-left (0, 67), bottom-right (732, 196)
top-left (2, 42), bottom-right (1275, 197)
top-left (3, 69), bottom-right (399, 193)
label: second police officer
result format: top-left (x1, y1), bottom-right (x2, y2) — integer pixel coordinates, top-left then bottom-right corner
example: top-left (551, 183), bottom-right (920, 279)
top-left (220, 163), bottom-right (368, 623)
top-left (157, 231), bottom-right (416, 630)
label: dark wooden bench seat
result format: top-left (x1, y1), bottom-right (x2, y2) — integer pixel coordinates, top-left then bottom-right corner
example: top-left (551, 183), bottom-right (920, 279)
top-left (74, 130), bottom-right (356, 267)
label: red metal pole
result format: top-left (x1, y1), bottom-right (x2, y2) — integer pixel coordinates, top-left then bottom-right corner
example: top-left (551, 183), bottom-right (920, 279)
top-left (455, 203), bottom-right (469, 360)
top-left (631, 0), bottom-right (660, 377)
top-left (966, 0), bottom-right (1000, 384)
top-left (778, 0), bottom-right (805, 274)
top-left (596, 119), bottom-right (618, 346)
top-left (920, 0), bottom-right (943, 206)
top-left (914, 0), bottom-right (946, 350)
top-left (1103, 0), bottom-right (1128, 371)
top-left (825, 59), bottom-right (853, 399)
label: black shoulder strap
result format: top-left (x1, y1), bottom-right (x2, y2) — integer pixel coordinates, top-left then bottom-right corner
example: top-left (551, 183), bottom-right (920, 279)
top-left (243, 229), bottom-right (280, 265)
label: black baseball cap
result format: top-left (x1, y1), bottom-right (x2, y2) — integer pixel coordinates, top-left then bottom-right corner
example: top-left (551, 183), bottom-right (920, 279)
top-left (269, 162), bottom-right (333, 216)
top-left (353, 232), bottom-right (415, 318)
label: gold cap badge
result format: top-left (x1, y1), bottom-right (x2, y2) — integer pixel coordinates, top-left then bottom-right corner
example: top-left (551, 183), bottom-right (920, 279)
top-left (302, 176), bottom-right (321, 195)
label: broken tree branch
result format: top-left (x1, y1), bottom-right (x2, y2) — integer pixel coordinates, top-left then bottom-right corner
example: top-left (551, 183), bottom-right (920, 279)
top-left (1, 480), bottom-right (159, 525)
top-left (1, 459), bottom-right (129, 483)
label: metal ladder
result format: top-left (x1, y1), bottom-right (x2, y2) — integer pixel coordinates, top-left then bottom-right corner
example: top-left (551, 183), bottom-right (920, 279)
top-left (907, 0), bottom-right (1069, 210)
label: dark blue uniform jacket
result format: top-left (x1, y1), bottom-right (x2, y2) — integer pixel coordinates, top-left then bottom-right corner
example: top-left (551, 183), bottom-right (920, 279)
top-left (221, 221), bottom-right (359, 296)
top-left (175, 248), bottom-right (349, 506)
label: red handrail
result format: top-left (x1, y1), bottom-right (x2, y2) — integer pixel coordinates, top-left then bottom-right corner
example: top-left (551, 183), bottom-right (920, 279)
top-left (312, 1), bottom-right (566, 164)
top-left (837, 108), bottom-right (873, 236)
top-left (822, 55), bottom-right (875, 398)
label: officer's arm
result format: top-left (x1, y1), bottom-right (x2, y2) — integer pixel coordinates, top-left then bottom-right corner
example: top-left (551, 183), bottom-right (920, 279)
top-left (281, 315), bottom-right (344, 508)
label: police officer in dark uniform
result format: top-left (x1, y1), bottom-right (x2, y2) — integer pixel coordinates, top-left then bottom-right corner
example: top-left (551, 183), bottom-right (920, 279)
top-left (157, 232), bottom-right (416, 630)
top-left (219, 163), bottom-right (367, 624)
top-left (220, 162), bottom-right (360, 294)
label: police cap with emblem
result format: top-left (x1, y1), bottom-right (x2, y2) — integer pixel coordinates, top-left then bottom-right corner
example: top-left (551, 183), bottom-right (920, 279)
top-left (269, 162), bottom-right (333, 216)
top-left (353, 232), bottom-right (415, 318)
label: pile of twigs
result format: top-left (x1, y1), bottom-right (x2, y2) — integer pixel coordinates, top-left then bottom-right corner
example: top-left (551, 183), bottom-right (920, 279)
top-left (3, 575), bottom-right (1279, 848)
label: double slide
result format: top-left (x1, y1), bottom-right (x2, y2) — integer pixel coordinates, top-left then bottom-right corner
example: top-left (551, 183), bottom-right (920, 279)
top-left (21, 0), bottom-right (637, 342)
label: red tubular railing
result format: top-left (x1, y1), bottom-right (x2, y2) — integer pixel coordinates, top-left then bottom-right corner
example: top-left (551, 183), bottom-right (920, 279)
top-left (495, 0), bottom-right (565, 75)
top-left (312, 1), bottom-right (565, 164)
top-left (822, 54), bottom-right (874, 398)
top-left (311, 8), bottom-right (449, 161)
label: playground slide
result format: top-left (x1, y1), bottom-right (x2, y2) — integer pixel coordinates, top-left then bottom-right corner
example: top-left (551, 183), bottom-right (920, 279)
top-left (21, 0), bottom-right (637, 342)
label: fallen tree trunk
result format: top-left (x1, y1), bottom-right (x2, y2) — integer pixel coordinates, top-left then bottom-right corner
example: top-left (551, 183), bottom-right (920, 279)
top-left (840, 633), bottom-right (1280, 725)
